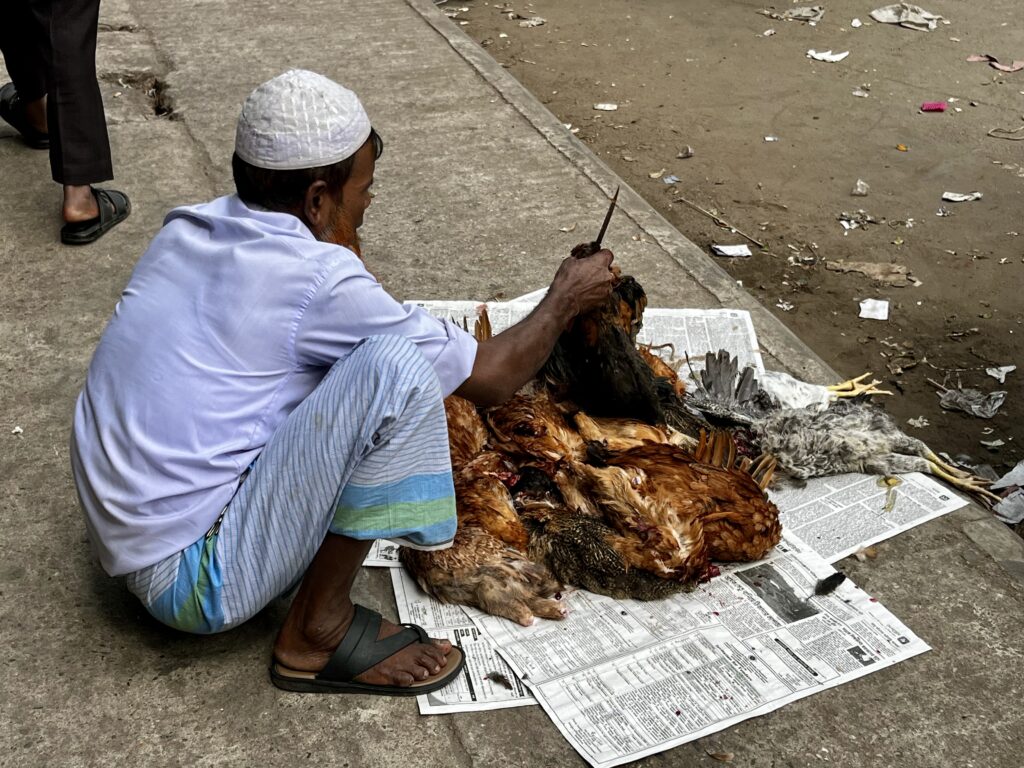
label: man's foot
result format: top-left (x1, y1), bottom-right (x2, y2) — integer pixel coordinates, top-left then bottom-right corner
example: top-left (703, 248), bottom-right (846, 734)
top-left (0, 83), bottom-right (49, 149)
top-left (60, 188), bottom-right (131, 245)
top-left (270, 604), bottom-right (464, 695)
top-left (63, 184), bottom-right (101, 223)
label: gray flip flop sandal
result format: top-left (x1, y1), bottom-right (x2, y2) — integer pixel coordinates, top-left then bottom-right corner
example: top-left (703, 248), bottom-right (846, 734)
top-left (270, 604), bottom-right (465, 696)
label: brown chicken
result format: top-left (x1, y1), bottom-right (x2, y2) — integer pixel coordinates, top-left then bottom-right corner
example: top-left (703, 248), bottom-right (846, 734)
top-left (402, 356), bottom-right (565, 624)
top-left (400, 527), bottom-right (565, 626)
top-left (592, 431), bottom-right (782, 562)
top-left (510, 468), bottom-right (698, 600)
top-left (572, 410), bottom-right (694, 453)
top-left (454, 451), bottom-right (528, 551)
top-left (484, 386), bottom-right (586, 466)
top-left (557, 459), bottom-right (710, 581)
top-left (444, 395), bottom-right (489, 470)
top-left (637, 345), bottom-right (687, 397)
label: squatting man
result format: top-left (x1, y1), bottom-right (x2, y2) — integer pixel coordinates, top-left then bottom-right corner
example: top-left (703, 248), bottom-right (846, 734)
top-left (71, 70), bottom-right (615, 695)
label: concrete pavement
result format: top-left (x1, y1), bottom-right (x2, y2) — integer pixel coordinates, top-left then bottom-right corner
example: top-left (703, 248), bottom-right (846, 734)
top-left (1, 1), bottom-right (1022, 766)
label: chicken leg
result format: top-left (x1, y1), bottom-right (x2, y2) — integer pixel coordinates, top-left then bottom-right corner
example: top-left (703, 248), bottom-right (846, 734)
top-left (827, 373), bottom-right (892, 398)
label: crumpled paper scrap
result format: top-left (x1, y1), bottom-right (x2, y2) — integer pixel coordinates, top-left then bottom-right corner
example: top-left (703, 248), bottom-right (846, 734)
top-left (870, 3), bottom-right (944, 32)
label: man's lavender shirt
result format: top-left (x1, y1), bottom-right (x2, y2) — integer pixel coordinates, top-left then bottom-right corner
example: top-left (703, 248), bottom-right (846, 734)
top-left (71, 195), bottom-right (477, 576)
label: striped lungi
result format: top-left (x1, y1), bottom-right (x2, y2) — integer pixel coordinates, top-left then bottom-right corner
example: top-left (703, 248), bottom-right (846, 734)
top-left (126, 335), bottom-right (457, 633)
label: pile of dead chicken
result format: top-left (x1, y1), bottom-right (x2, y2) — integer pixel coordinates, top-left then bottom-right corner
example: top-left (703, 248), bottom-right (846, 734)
top-left (400, 276), bottom-right (781, 626)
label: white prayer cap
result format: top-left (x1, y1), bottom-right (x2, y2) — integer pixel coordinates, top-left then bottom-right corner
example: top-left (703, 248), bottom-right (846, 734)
top-left (234, 70), bottom-right (371, 170)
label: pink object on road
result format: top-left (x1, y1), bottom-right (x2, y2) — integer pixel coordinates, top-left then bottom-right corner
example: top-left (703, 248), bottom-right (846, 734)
top-left (920, 102), bottom-right (947, 112)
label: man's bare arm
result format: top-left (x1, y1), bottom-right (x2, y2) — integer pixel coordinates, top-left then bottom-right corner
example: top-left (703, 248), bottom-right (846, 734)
top-left (454, 250), bottom-right (615, 406)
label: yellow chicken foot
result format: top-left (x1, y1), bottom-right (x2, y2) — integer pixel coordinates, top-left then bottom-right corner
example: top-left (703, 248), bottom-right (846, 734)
top-left (922, 449), bottom-right (973, 480)
top-left (926, 461), bottom-right (1002, 505)
top-left (827, 373), bottom-right (893, 398)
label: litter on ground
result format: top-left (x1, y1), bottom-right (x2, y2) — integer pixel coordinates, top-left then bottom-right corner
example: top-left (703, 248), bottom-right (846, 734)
top-left (859, 299), bottom-right (890, 320)
top-left (942, 191), bottom-right (983, 202)
top-left (870, 4), bottom-right (944, 32)
top-left (807, 49), bottom-right (850, 63)
top-left (986, 365), bottom-right (1016, 384)
top-left (758, 6), bottom-right (825, 25)
top-left (826, 260), bottom-right (915, 287)
top-left (967, 54), bottom-right (1024, 73)
top-left (929, 379), bottom-right (1007, 418)
top-left (711, 244), bottom-right (753, 258)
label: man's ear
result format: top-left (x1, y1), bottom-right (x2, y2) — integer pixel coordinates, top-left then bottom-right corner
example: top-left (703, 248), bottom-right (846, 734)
top-left (302, 180), bottom-right (332, 231)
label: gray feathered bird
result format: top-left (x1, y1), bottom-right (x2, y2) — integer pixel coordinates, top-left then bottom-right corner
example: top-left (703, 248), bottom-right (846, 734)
top-left (687, 351), bottom-right (999, 504)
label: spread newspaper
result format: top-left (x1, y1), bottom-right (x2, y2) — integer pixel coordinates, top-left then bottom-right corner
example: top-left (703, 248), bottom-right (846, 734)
top-left (355, 299), bottom-right (966, 763)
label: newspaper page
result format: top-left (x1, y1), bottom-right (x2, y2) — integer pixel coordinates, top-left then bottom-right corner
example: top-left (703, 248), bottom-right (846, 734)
top-left (362, 540), bottom-right (401, 567)
top-left (770, 472), bottom-right (967, 563)
top-left (412, 300), bottom-right (764, 374)
top-left (389, 568), bottom-right (535, 714)
top-left (411, 299), bottom-right (537, 335)
top-left (466, 534), bottom-right (929, 768)
top-left (637, 308), bottom-right (764, 376)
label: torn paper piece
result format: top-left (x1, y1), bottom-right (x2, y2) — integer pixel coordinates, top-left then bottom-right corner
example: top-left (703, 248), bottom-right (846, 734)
top-left (937, 387), bottom-right (1006, 419)
top-left (759, 6), bottom-right (825, 25)
top-left (837, 210), bottom-right (878, 230)
top-left (859, 299), bottom-right (890, 320)
top-left (851, 18), bottom-right (863, 28)
top-left (851, 179), bottom-right (870, 196)
top-left (712, 244), bottom-right (753, 257)
top-left (986, 365), bottom-right (1016, 384)
top-left (942, 191), bottom-right (983, 202)
top-left (991, 460), bottom-right (1024, 491)
top-left (826, 260), bottom-right (914, 286)
top-left (592, 103), bottom-right (618, 111)
top-left (907, 416), bottom-right (930, 428)
top-left (994, 490), bottom-right (1024, 525)
top-left (967, 54), bottom-right (1024, 74)
top-left (870, 4), bottom-right (944, 32)
top-left (807, 49), bottom-right (850, 62)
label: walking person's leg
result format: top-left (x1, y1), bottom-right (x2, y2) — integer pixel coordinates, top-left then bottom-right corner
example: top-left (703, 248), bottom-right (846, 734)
top-left (0, 1), bottom-right (49, 148)
top-left (38, 0), bottom-right (130, 242)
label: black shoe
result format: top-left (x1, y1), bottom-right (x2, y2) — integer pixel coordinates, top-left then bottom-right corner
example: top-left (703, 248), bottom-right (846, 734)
top-left (60, 188), bottom-right (131, 245)
top-left (0, 83), bottom-right (50, 149)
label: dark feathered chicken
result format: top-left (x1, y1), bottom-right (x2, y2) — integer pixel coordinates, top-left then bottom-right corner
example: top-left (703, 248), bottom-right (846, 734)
top-left (541, 274), bottom-right (707, 436)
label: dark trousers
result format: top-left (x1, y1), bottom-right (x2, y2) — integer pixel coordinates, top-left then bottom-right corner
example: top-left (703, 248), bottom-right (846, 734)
top-left (0, 0), bottom-right (112, 185)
